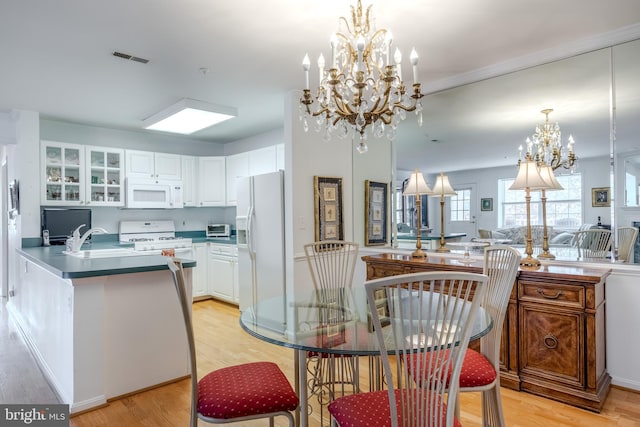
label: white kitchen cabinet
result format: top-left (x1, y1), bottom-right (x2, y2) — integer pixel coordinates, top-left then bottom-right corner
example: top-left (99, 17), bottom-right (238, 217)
top-left (125, 150), bottom-right (181, 180)
top-left (191, 243), bottom-right (209, 299)
top-left (225, 152), bottom-right (248, 206)
top-left (248, 146), bottom-right (277, 176)
top-left (197, 156), bottom-right (226, 206)
top-left (181, 155), bottom-right (198, 207)
top-left (41, 140), bottom-right (85, 206)
top-left (207, 244), bottom-right (238, 304)
top-left (232, 257), bottom-right (239, 304)
top-left (85, 146), bottom-right (125, 207)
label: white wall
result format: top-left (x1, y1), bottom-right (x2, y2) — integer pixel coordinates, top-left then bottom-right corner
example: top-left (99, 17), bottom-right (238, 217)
top-left (40, 119), bottom-right (224, 156)
top-left (223, 128), bottom-right (284, 156)
top-left (283, 91), bottom-right (395, 331)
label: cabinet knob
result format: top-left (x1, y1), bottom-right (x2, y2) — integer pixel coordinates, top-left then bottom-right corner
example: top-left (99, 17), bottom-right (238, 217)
top-left (543, 333), bottom-right (559, 349)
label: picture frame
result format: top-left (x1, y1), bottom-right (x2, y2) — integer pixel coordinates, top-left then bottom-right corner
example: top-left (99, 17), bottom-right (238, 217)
top-left (314, 176), bottom-right (344, 242)
top-left (592, 187), bottom-right (611, 207)
top-left (481, 197), bottom-right (493, 211)
top-left (364, 180), bottom-right (388, 246)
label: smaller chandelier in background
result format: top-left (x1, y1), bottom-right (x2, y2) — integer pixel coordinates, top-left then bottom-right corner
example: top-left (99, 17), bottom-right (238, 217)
top-left (520, 108), bottom-right (578, 172)
top-left (300, 0), bottom-right (424, 153)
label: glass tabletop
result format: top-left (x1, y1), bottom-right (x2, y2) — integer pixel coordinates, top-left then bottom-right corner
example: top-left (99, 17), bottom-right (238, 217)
top-left (239, 288), bottom-right (493, 356)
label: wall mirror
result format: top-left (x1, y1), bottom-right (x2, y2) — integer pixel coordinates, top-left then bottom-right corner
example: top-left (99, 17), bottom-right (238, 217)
top-left (614, 39), bottom-right (640, 209)
top-left (363, 36), bottom-right (640, 264)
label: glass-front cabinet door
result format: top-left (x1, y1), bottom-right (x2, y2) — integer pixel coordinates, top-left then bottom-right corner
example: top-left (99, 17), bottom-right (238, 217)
top-left (85, 146), bottom-right (124, 206)
top-left (41, 141), bottom-right (85, 205)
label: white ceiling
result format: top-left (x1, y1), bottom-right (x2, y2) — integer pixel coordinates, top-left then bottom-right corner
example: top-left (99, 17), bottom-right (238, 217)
top-left (1, 0), bottom-right (639, 173)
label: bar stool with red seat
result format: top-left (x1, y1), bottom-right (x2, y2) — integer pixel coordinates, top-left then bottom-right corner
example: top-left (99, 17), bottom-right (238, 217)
top-left (167, 258), bottom-right (299, 427)
top-left (328, 271), bottom-right (488, 427)
top-left (455, 246), bottom-right (520, 426)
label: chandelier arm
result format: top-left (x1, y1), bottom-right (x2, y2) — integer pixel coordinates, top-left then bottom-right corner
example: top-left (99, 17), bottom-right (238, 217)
top-left (331, 88), bottom-right (357, 118)
top-left (364, 28), bottom-right (389, 75)
top-left (392, 103), bottom-right (418, 113)
top-left (338, 17), bottom-right (352, 36)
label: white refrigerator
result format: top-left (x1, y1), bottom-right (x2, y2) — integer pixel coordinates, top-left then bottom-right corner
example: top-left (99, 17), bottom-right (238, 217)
top-left (236, 170), bottom-right (287, 333)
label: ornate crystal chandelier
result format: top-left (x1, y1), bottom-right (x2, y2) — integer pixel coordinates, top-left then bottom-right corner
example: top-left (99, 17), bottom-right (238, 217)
top-left (520, 108), bottom-right (578, 172)
top-left (299, 0), bottom-right (424, 153)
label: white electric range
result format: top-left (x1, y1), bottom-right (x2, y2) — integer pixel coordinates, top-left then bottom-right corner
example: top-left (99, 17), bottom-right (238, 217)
top-left (119, 220), bottom-right (193, 255)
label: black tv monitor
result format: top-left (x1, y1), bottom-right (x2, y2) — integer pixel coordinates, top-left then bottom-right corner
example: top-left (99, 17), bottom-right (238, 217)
top-left (42, 208), bottom-right (92, 245)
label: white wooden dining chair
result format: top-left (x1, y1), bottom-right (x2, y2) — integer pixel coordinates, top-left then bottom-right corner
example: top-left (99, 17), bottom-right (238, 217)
top-left (328, 271), bottom-right (488, 427)
top-left (572, 229), bottom-right (612, 259)
top-left (167, 259), bottom-right (299, 427)
top-left (303, 241), bottom-right (360, 418)
top-left (617, 227), bottom-right (638, 263)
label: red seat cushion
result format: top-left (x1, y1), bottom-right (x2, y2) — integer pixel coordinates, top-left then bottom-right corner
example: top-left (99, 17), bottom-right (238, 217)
top-left (459, 349), bottom-right (497, 388)
top-left (197, 361), bottom-right (299, 420)
top-left (328, 389), bottom-right (461, 427)
top-left (408, 349), bottom-right (497, 389)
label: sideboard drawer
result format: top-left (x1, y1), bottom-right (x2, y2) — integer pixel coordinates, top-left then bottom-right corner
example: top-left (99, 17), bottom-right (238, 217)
top-left (519, 280), bottom-right (585, 309)
top-left (366, 263), bottom-right (408, 279)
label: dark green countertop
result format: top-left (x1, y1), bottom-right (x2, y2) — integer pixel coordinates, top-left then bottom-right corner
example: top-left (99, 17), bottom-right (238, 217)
top-left (17, 244), bottom-right (196, 280)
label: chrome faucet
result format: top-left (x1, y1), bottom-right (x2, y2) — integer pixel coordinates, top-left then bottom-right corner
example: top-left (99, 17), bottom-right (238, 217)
top-left (68, 225), bottom-right (109, 252)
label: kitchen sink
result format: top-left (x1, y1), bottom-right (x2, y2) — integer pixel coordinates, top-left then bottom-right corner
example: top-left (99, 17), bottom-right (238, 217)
top-left (63, 248), bottom-right (138, 258)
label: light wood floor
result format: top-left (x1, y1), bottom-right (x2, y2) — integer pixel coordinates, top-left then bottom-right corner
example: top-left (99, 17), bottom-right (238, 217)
top-left (3, 298), bottom-right (639, 426)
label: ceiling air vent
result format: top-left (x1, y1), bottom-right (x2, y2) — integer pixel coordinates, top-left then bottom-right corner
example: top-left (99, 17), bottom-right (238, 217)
top-left (112, 51), bottom-right (149, 64)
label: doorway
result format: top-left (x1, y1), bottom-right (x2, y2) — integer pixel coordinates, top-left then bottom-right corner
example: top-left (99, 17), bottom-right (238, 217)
top-left (448, 183), bottom-right (478, 240)
top-left (1, 154), bottom-right (7, 299)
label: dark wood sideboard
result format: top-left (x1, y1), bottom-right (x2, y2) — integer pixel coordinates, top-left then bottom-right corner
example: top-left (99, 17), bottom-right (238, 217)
top-left (362, 253), bottom-right (612, 412)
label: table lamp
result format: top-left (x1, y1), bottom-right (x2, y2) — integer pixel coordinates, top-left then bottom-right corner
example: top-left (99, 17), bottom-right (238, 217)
top-left (509, 156), bottom-right (550, 267)
top-left (429, 172), bottom-right (457, 252)
top-left (533, 165), bottom-right (563, 260)
top-left (403, 170), bottom-right (432, 258)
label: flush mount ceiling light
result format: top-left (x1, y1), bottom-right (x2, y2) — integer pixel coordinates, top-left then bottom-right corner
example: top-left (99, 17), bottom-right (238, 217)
top-left (143, 98), bottom-right (237, 135)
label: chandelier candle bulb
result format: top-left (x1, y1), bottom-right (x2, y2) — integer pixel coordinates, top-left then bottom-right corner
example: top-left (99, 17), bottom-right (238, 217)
top-left (385, 31), bottom-right (393, 65)
top-left (302, 54), bottom-right (310, 89)
top-left (357, 35), bottom-right (365, 70)
top-left (330, 34), bottom-right (337, 68)
top-left (394, 48), bottom-right (402, 80)
top-left (317, 53), bottom-right (325, 85)
top-left (568, 135), bottom-right (575, 154)
top-left (410, 48), bottom-right (419, 83)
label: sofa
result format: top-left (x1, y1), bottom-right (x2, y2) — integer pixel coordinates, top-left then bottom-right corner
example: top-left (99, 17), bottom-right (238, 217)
top-left (481, 225), bottom-right (592, 247)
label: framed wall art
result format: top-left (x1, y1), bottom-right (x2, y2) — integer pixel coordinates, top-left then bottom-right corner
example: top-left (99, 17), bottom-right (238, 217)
top-left (481, 197), bottom-right (493, 211)
top-left (365, 180), bottom-right (388, 246)
top-left (592, 187), bottom-right (611, 207)
top-left (314, 176), bottom-right (344, 242)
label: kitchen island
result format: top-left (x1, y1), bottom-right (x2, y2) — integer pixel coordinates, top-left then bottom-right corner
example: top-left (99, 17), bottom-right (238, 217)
top-left (7, 245), bottom-right (195, 414)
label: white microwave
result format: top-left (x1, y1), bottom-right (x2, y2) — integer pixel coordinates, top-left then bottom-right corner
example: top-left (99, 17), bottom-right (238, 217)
top-left (126, 178), bottom-right (183, 209)
top-left (207, 223), bottom-right (231, 238)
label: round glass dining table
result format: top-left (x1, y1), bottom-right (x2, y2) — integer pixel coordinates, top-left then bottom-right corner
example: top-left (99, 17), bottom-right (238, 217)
top-left (239, 287), bottom-right (493, 427)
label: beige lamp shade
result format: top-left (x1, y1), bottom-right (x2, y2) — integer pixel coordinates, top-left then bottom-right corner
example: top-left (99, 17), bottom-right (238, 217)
top-left (403, 170), bottom-right (432, 196)
top-left (509, 159), bottom-right (549, 190)
top-left (429, 172), bottom-right (457, 197)
top-left (533, 165), bottom-right (564, 191)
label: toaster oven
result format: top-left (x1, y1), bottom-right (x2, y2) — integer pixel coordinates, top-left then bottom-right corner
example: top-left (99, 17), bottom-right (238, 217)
top-left (206, 223), bottom-right (231, 238)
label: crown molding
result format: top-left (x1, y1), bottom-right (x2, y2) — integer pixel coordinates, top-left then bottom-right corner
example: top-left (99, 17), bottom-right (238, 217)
top-left (423, 22), bottom-right (640, 94)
